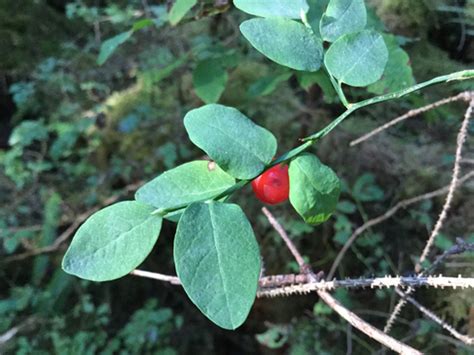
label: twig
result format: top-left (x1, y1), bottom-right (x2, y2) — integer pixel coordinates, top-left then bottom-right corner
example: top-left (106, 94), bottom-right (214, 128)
top-left (327, 170), bottom-right (474, 280)
top-left (130, 269), bottom-right (181, 285)
top-left (416, 99), bottom-right (473, 271)
top-left (424, 238), bottom-right (474, 275)
top-left (385, 99), bottom-right (474, 334)
top-left (261, 208), bottom-right (422, 355)
top-left (350, 91), bottom-right (473, 147)
top-left (395, 289), bottom-right (474, 346)
top-left (130, 270), bottom-right (474, 293)
top-left (262, 207), bottom-right (308, 272)
top-left (257, 276), bottom-right (474, 296)
top-left (0, 317), bottom-right (37, 347)
top-left (317, 291), bottom-right (422, 354)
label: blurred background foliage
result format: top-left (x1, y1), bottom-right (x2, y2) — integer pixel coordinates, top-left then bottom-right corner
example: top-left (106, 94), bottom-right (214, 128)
top-left (0, 0), bottom-right (473, 353)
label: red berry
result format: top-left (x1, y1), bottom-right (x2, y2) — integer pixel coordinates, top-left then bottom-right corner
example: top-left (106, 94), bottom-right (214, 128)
top-left (251, 164), bottom-right (289, 205)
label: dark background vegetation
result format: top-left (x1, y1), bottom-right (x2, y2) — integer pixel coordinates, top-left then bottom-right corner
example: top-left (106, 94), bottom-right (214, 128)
top-left (0, 0), bottom-right (473, 353)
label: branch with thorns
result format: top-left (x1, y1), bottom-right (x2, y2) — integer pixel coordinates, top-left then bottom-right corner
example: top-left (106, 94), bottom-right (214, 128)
top-left (384, 97), bottom-right (473, 334)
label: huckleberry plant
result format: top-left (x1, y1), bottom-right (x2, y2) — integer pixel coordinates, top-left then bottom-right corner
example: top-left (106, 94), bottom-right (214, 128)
top-left (62, 0), bottom-right (474, 330)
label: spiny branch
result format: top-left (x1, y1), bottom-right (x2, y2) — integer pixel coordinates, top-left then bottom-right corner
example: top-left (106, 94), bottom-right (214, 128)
top-left (425, 238), bottom-right (474, 275)
top-left (257, 275), bottom-right (474, 297)
top-left (131, 271), bottom-right (474, 293)
top-left (395, 289), bottom-right (474, 346)
top-left (384, 98), bottom-right (474, 334)
top-left (260, 208), bottom-right (422, 355)
top-left (416, 98), bottom-right (473, 271)
top-left (327, 170), bottom-right (474, 280)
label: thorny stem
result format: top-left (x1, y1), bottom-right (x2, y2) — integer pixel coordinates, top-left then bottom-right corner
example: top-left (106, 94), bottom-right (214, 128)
top-left (395, 289), bottom-right (474, 346)
top-left (416, 98), bottom-right (473, 271)
top-left (384, 98), bottom-right (474, 334)
top-left (130, 270), bottom-right (474, 293)
top-left (260, 208), bottom-right (422, 354)
top-left (327, 170), bottom-right (474, 280)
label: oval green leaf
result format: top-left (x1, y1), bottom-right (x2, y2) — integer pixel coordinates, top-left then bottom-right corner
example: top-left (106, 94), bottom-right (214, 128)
top-left (174, 202), bottom-right (260, 330)
top-left (324, 30), bottom-right (388, 87)
top-left (97, 31), bottom-right (133, 66)
top-left (289, 154), bottom-right (341, 225)
top-left (169, 0), bottom-right (197, 25)
top-left (240, 18), bottom-right (323, 72)
top-left (193, 59), bottom-right (228, 104)
top-left (234, 0), bottom-right (309, 19)
top-left (320, 0), bottom-right (367, 42)
top-left (62, 201), bottom-right (162, 281)
top-left (367, 34), bottom-right (415, 95)
top-left (135, 160), bottom-right (235, 210)
top-left (184, 104), bottom-right (277, 180)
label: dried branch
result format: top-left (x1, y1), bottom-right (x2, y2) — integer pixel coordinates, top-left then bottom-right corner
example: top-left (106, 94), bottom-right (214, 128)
top-left (395, 289), bottom-right (474, 346)
top-left (317, 291), bottom-right (422, 355)
top-left (0, 317), bottom-right (37, 347)
top-left (350, 91), bottom-right (473, 147)
top-left (384, 99), bottom-right (474, 334)
top-left (257, 276), bottom-right (474, 297)
top-left (327, 170), bottom-right (474, 280)
top-left (130, 270), bottom-right (474, 293)
top-left (416, 99), bottom-right (473, 270)
top-left (425, 238), bottom-right (474, 275)
top-left (262, 207), bottom-right (308, 272)
top-left (130, 269), bottom-right (181, 285)
top-left (261, 208), bottom-right (422, 355)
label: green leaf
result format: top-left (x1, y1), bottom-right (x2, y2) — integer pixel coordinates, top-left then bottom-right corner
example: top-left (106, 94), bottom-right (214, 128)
top-left (320, 0), bottom-right (367, 42)
top-left (135, 160), bottom-right (235, 210)
top-left (434, 233), bottom-right (454, 251)
top-left (256, 325), bottom-right (289, 349)
top-left (97, 31), bottom-right (133, 66)
top-left (140, 55), bottom-right (188, 89)
top-left (174, 202), bottom-right (260, 329)
top-left (289, 154), bottom-right (341, 225)
top-left (62, 201), bottom-right (162, 281)
top-left (324, 30), bottom-right (388, 87)
top-left (336, 200), bottom-right (356, 214)
top-left (234, 0), bottom-right (309, 19)
top-left (33, 192), bottom-right (62, 285)
top-left (132, 18), bottom-right (154, 31)
top-left (247, 71), bottom-right (292, 97)
top-left (240, 18), bottom-right (323, 72)
top-left (295, 71), bottom-right (338, 103)
top-left (168, 0), bottom-right (197, 25)
top-left (8, 120), bottom-right (49, 147)
top-left (193, 59), bottom-right (228, 104)
top-left (367, 34), bottom-right (415, 95)
top-left (184, 104), bottom-right (277, 180)
top-left (306, 0), bottom-right (329, 38)
top-left (352, 173), bottom-right (384, 202)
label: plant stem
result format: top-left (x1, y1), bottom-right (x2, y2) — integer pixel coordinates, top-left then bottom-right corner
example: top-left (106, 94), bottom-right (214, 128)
top-left (152, 69), bottom-right (474, 218)
top-left (327, 68), bottom-right (351, 108)
top-left (304, 69), bottom-right (474, 141)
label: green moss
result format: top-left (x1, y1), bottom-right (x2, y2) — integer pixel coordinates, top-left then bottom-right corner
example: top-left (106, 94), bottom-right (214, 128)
top-left (369, 0), bottom-right (436, 36)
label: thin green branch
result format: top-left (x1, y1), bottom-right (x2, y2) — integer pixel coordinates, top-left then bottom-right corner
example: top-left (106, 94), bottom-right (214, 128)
top-left (326, 68), bottom-right (351, 108)
top-left (152, 69), bottom-right (473, 218)
top-left (304, 69), bottom-right (474, 141)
